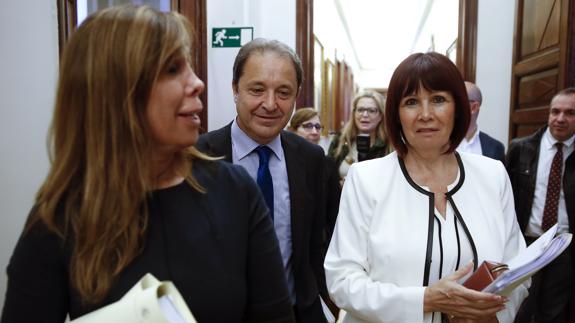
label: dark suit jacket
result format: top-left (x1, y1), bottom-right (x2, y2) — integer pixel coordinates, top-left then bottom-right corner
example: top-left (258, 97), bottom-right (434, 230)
top-left (506, 126), bottom-right (575, 253)
top-left (479, 131), bottom-right (505, 164)
top-left (196, 123), bottom-right (328, 323)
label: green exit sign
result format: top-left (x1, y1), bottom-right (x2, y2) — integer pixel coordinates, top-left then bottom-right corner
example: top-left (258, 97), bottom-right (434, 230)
top-left (212, 27), bottom-right (254, 48)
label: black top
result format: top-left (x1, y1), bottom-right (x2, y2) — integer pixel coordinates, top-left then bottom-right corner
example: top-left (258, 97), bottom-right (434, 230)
top-left (1, 160), bottom-right (294, 323)
top-left (327, 133), bottom-right (389, 170)
top-left (506, 126), bottom-right (575, 237)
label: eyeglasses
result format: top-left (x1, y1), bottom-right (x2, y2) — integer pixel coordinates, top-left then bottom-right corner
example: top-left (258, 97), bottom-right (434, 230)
top-left (300, 122), bottom-right (323, 131)
top-left (355, 107), bottom-right (380, 116)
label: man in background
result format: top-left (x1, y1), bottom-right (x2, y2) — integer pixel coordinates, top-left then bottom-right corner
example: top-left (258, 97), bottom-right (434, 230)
top-left (507, 87), bottom-right (575, 323)
top-left (196, 38), bottom-right (330, 322)
top-left (458, 82), bottom-right (505, 163)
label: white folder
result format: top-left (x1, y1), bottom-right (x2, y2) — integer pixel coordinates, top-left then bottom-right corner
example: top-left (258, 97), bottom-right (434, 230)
top-left (72, 273), bottom-right (197, 323)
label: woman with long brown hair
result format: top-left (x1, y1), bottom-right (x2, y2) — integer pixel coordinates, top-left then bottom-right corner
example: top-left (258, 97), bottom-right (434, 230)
top-left (1, 5), bottom-right (293, 322)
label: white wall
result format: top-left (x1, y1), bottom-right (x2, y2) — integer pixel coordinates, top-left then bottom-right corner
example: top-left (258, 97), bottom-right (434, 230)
top-left (206, 0), bottom-right (296, 131)
top-left (413, 0), bottom-right (459, 56)
top-left (313, 0), bottom-right (360, 80)
top-left (475, 0), bottom-right (516, 148)
top-left (0, 0), bottom-right (58, 311)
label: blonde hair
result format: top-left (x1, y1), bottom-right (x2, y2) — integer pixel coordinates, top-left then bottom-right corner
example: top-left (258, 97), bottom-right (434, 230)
top-left (334, 91), bottom-right (387, 158)
top-left (29, 5), bottom-right (211, 303)
top-left (288, 107), bottom-right (319, 131)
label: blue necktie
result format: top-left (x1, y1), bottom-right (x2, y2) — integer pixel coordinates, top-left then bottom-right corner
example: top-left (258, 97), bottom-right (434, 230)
top-left (255, 146), bottom-right (274, 220)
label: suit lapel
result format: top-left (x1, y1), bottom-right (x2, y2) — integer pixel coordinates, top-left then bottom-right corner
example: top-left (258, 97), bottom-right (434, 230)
top-left (479, 132), bottom-right (489, 155)
top-left (281, 131), bottom-right (305, 268)
top-left (207, 123), bottom-right (233, 162)
top-left (520, 128), bottom-right (544, 228)
top-left (525, 128), bottom-right (544, 176)
top-left (479, 131), bottom-right (489, 156)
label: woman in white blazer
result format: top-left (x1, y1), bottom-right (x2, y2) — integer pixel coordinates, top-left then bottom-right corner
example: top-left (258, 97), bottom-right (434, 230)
top-left (324, 52), bottom-right (528, 323)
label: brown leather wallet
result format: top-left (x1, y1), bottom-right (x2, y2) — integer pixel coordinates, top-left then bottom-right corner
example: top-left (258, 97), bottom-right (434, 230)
top-left (443, 262), bottom-right (509, 322)
top-left (463, 260), bottom-right (509, 291)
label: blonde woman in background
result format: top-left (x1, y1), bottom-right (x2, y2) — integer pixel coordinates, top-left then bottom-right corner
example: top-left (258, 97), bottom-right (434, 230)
top-left (328, 91), bottom-right (389, 183)
top-left (0, 5), bottom-right (293, 322)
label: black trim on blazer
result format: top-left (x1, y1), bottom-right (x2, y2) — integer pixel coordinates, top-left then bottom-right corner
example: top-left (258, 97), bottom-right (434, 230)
top-left (399, 156), bottom-right (435, 286)
top-left (447, 153), bottom-right (478, 271)
top-left (398, 152), bottom-right (478, 287)
top-left (435, 217), bottom-right (444, 279)
top-left (454, 214), bottom-right (462, 270)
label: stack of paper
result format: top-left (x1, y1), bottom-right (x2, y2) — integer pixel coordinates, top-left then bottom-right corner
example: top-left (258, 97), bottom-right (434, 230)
top-left (159, 295), bottom-right (188, 323)
top-left (483, 224), bottom-right (572, 295)
top-left (72, 274), bottom-right (197, 323)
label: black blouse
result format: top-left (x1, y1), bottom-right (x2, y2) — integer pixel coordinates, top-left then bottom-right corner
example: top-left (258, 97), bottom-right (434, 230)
top-left (1, 160), bottom-right (294, 323)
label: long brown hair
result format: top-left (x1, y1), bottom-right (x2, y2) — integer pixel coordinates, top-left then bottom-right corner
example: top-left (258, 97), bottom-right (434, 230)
top-left (333, 91), bottom-right (387, 158)
top-left (29, 5), bottom-right (211, 304)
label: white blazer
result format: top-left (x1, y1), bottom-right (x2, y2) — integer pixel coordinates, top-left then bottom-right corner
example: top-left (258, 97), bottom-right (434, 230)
top-left (325, 152), bottom-right (528, 323)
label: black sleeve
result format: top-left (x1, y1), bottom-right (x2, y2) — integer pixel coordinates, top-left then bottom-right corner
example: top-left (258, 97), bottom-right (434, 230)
top-left (324, 156), bottom-right (341, 243)
top-left (1, 218), bottom-right (69, 323)
top-left (310, 151), bottom-right (329, 301)
top-left (238, 166), bottom-right (295, 323)
top-left (327, 134), bottom-right (340, 160)
top-left (505, 140), bottom-right (518, 177)
top-left (495, 141), bottom-right (506, 165)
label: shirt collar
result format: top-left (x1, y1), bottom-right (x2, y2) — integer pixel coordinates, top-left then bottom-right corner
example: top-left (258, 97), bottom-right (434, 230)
top-left (461, 126), bottom-right (481, 146)
top-left (543, 127), bottom-right (575, 150)
top-left (231, 118), bottom-right (283, 161)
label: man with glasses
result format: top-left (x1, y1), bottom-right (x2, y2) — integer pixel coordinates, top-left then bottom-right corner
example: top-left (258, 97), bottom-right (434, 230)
top-left (457, 82), bottom-right (505, 163)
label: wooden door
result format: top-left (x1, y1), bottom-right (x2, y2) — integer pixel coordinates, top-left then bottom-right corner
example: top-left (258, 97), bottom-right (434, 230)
top-left (509, 0), bottom-right (575, 140)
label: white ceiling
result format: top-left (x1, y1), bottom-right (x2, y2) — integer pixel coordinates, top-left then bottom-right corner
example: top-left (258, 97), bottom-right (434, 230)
top-left (335, 0), bottom-right (430, 70)
top-left (316, 0), bottom-right (459, 88)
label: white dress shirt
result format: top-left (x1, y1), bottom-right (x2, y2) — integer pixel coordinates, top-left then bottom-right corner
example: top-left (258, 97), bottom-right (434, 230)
top-left (230, 119), bottom-right (295, 304)
top-left (526, 128), bottom-right (575, 237)
top-left (457, 127), bottom-right (483, 156)
top-left (325, 152), bottom-right (528, 323)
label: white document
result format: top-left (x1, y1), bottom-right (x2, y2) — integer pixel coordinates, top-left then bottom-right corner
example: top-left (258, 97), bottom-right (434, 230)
top-left (72, 274), bottom-right (197, 323)
top-left (159, 295), bottom-right (188, 323)
top-left (483, 224), bottom-right (572, 295)
top-left (320, 296), bottom-right (336, 323)
top-left (506, 223), bottom-right (559, 270)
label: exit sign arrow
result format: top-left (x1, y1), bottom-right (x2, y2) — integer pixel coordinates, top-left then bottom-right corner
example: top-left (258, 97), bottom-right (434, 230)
top-left (212, 27), bottom-right (254, 48)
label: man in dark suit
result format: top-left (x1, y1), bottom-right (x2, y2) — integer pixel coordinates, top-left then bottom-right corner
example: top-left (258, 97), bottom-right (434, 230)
top-left (457, 82), bottom-right (506, 163)
top-left (507, 87), bottom-right (575, 323)
top-left (196, 38), bottom-right (329, 323)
